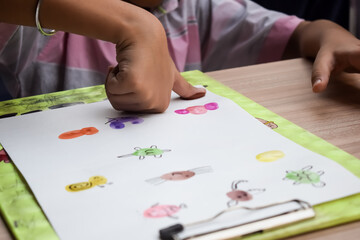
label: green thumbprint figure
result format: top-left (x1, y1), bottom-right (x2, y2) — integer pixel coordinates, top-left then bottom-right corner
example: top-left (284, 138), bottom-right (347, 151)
top-left (283, 165), bottom-right (325, 188)
top-left (117, 145), bottom-right (171, 160)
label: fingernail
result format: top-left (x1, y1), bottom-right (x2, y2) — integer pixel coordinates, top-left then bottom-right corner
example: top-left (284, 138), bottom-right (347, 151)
top-left (181, 89), bottom-right (206, 100)
top-left (313, 79), bottom-right (322, 86)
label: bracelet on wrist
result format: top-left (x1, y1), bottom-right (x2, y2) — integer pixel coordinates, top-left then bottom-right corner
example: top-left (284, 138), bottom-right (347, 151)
top-left (35, 0), bottom-right (56, 36)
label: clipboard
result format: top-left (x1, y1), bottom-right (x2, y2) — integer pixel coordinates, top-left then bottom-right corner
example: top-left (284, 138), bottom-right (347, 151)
top-left (0, 70), bottom-right (359, 240)
top-left (159, 199), bottom-right (315, 240)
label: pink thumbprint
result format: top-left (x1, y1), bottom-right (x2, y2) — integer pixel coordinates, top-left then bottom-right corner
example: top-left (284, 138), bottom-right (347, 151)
top-left (175, 109), bottom-right (190, 114)
top-left (204, 102), bottom-right (219, 110)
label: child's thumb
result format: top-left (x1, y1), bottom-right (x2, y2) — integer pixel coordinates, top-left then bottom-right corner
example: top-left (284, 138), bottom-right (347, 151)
top-left (172, 71), bottom-right (206, 100)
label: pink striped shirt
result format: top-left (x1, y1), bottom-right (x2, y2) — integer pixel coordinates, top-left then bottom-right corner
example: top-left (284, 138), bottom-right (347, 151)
top-left (0, 0), bottom-right (302, 98)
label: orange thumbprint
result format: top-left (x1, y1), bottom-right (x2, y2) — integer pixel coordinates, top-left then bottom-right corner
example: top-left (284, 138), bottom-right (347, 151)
top-left (80, 127), bottom-right (99, 135)
top-left (59, 127), bottom-right (99, 139)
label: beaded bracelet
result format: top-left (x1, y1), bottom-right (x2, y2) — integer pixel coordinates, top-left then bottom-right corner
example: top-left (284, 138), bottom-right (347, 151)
top-left (35, 0), bottom-right (56, 36)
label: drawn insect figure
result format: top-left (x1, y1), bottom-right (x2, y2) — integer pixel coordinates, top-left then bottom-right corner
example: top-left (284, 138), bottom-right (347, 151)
top-left (226, 180), bottom-right (265, 207)
top-left (58, 127), bottom-right (99, 139)
top-left (175, 102), bottom-right (219, 115)
top-left (146, 166), bottom-right (213, 185)
top-left (283, 165), bottom-right (325, 188)
top-left (118, 145), bottom-right (171, 160)
top-left (65, 176), bottom-right (112, 192)
top-left (143, 203), bottom-right (187, 219)
top-left (256, 118), bottom-right (278, 129)
top-left (106, 116), bottom-right (144, 129)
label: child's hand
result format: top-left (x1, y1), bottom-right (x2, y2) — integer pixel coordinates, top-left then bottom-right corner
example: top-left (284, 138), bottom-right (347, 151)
top-left (105, 10), bottom-right (205, 113)
top-left (289, 20), bottom-right (360, 93)
top-left (311, 30), bottom-right (360, 92)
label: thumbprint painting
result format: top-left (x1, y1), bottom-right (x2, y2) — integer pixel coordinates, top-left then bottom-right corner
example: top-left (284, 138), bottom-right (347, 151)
top-left (143, 203), bottom-right (187, 219)
top-left (283, 165), bottom-right (325, 188)
top-left (175, 102), bottom-right (218, 115)
top-left (65, 176), bottom-right (112, 192)
top-left (146, 166), bottom-right (213, 185)
top-left (117, 145), bottom-right (171, 160)
top-left (226, 180), bottom-right (265, 207)
top-left (256, 150), bottom-right (285, 162)
top-left (58, 127), bottom-right (99, 139)
top-left (256, 118), bottom-right (278, 129)
top-left (106, 116), bottom-right (144, 129)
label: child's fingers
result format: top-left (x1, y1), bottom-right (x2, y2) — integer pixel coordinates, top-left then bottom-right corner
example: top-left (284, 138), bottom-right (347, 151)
top-left (106, 92), bottom-right (137, 110)
top-left (311, 50), bottom-right (335, 93)
top-left (105, 66), bottom-right (138, 111)
top-left (105, 67), bottom-right (172, 112)
top-left (346, 48), bottom-right (360, 73)
top-left (172, 71), bottom-right (206, 100)
top-left (105, 65), bottom-right (137, 95)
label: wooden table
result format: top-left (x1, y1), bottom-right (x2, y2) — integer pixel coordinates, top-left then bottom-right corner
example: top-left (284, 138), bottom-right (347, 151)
top-left (206, 58), bottom-right (360, 240)
top-left (1, 58), bottom-right (359, 239)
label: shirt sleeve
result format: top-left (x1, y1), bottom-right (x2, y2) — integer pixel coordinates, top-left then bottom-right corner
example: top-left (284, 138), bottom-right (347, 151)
top-left (256, 15), bottom-right (303, 63)
top-left (0, 23), bottom-right (117, 98)
top-left (200, 0), bottom-right (304, 71)
top-left (0, 23), bottom-right (19, 53)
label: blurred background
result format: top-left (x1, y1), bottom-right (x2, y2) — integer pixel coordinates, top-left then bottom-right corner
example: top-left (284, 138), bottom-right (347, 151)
top-left (253, 0), bottom-right (360, 38)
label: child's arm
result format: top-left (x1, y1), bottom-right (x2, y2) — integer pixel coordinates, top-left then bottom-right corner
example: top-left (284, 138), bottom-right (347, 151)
top-left (0, 0), bottom-right (205, 112)
top-left (285, 20), bottom-right (360, 93)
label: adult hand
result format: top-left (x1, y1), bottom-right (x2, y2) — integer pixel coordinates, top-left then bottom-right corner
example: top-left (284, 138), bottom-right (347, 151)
top-left (105, 9), bottom-right (205, 113)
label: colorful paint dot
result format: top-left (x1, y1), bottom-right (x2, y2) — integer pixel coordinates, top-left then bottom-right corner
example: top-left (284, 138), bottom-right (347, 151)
top-left (174, 109), bottom-right (189, 114)
top-left (175, 102), bottom-right (219, 115)
top-left (284, 166), bottom-right (325, 187)
top-left (161, 171), bottom-right (195, 181)
top-left (118, 146), bottom-right (171, 160)
top-left (227, 190), bottom-right (253, 201)
top-left (59, 127), bottom-right (99, 139)
top-left (204, 102), bottom-right (219, 110)
top-left (256, 150), bottom-right (285, 162)
top-left (66, 176), bottom-right (108, 192)
top-left (107, 116), bottom-right (144, 129)
top-left (143, 204), bottom-right (183, 218)
top-left (186, 106), bottom-right (208, 114)
top-left (256, 118), bottom-right (278, 129)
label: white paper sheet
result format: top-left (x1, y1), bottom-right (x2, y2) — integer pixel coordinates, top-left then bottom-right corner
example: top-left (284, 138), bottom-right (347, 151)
top-left (0, 90), bottom-right (359, 240)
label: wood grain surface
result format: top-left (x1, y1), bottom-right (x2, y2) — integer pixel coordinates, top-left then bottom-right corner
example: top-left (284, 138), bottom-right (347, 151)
top-left (206, 58), bottom-right (360, 240)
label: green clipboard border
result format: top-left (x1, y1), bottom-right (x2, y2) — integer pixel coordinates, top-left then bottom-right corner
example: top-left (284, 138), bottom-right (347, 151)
top-left (0, 70), bottom-right (359, 240)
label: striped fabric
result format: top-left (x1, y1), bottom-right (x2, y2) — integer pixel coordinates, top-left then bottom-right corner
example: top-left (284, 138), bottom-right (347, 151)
top-left (0, 0), bottom-right (302, 99)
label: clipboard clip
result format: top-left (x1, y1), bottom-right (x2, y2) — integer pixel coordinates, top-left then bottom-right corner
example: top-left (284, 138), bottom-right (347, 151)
top-left (159, 199), bottom-right (315, 240)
